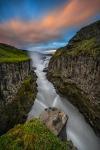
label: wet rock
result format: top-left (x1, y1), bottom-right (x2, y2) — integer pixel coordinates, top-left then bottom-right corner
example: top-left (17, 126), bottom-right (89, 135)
top-left (39, 107), bottom-right (68, 136)
top-left (43, 67), bottom-right (48, 72)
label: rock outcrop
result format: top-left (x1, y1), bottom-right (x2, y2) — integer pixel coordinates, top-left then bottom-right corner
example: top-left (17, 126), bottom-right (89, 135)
top-left (47, 20), bottom-right (100, 135)
top-left (0, 44), bottom-right (37, 135)
top-left (39, 107), bottom-right (68, 136)
top-left (0, 61), bottom-right (31, 104)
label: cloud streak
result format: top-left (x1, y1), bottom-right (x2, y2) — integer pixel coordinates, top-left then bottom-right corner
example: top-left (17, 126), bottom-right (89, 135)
top-left (0, 0), bottom-right (100, 47)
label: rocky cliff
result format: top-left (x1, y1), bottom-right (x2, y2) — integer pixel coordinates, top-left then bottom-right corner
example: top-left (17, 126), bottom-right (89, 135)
top-left (47, 20), bottom-right (100, 135)
top-left (0, 44), bottom-right (37, 135)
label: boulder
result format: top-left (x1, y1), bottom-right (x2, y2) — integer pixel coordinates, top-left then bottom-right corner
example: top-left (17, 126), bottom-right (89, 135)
top-left (39, 107), bottom-right (68, 136)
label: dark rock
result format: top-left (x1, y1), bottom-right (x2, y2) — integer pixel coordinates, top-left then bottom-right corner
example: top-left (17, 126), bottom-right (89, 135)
top-left (43, 67), bottom-right (48, 72)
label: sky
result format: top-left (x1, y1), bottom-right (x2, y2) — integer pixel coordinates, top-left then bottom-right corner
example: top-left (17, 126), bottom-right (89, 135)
top-left (0, 0), bottom-right (100, 51)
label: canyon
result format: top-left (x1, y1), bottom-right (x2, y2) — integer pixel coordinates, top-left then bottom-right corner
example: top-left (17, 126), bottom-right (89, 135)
top-left (0, 20), bottom-right (100, 150)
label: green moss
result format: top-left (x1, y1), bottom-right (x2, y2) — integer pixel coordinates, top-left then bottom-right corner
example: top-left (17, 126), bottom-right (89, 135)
top-left (52, 20), bottom-right (100, 59)
top-left (0, 43), bottom-right (30, 63)
top-left (0, 119), bottom-right (68, 150)
top-left (54, 37), bottom-right (100, 59)
top-left (0, 57), bottom-right (30, 63)
top-left (66, 38), bottom-right (100, 57)
top-left (0, 75), bottom-right (37, 135)
top-left (18, 75), bottom-right (36, 100)
top-left (53, 47), bottom-right (66, 59)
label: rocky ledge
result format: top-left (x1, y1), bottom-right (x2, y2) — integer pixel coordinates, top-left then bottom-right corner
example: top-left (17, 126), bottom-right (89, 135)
top-left (39, 107), bottom-right (68, 136)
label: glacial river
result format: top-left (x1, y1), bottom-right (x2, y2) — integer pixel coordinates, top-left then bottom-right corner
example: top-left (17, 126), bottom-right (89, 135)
top-left (28, 52), bottom-right (100, 150)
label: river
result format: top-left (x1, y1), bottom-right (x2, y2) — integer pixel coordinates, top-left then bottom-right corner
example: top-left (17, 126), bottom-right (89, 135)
top-left (28, 52), bottom-right (100, 150)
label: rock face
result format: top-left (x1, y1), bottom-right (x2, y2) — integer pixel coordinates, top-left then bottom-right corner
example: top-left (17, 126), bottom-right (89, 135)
top-left (0, 61), bottom-right (31, 104)
top-left (47, 20), bottom-right (100, 135)
top-left (39, 107), bottom-right (68, 136)
top-left (0, 44), bottom-right (37, 135)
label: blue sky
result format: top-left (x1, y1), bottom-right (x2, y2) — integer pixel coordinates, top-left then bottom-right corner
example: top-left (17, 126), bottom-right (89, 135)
top-left (0, 0), bottom-right (67, 22)
top-left (0, 0), bottom-right (100, 51)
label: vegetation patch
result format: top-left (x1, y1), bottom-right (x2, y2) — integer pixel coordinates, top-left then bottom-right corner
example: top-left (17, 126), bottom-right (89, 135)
top-left (0, 43), bottom-right (30, 63)
top-left (53, 37), bottom-right (100, 59)
top-left (0, 119), bottom-right (69, 150)
top-left (66, 38), bottom-right (100, 57)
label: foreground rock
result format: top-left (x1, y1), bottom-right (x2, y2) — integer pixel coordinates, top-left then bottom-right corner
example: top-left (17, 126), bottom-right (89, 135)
top-left (39, 107), bottom-right (68, 136)
top-left (47, 20), bottom-right (100, 136)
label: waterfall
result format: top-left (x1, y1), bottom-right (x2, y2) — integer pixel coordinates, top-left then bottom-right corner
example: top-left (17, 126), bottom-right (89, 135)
top-left (28, 52), bottom-right (100, 150)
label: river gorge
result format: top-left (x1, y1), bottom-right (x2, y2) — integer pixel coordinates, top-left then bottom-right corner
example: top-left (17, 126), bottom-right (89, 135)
top-left (28, 52), bottom-right (100, 150)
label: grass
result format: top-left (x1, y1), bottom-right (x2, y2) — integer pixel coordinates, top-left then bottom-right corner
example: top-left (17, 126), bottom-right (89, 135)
top-left (53, 33), bottom-right (100, 59)
top-left (0, 43), bottom-right (30, 63)
top-left (53, 37), bottom-right (100, 59)
top-left (0, 119), bottom-right (68, 150)
top-left (66, 38), bottom-right (100, 57)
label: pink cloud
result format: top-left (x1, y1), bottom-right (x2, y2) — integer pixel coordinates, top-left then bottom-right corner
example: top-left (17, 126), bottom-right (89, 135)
top-left (0, 0), bottom-right (100, 47)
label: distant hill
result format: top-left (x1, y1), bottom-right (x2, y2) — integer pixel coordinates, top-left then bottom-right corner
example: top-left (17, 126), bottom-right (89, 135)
top-left (0, 43), bottom-right (30, 63)
top-left (54, 20), bottom-right (100, 58)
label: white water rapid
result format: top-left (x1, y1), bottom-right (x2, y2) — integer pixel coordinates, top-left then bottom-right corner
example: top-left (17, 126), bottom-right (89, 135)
top-left (28, 52), bottom-right (100, 150)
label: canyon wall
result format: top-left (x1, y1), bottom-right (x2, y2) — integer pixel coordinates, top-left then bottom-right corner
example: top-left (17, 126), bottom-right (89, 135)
top-left (47, 20), bottom-right (100, 135)
top-left (0, 47), bottom-right (37, 135)
top-left (0, 61), bottom-right (31, 104)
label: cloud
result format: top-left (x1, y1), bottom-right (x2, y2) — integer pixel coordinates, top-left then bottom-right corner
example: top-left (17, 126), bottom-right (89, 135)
top-left (0, 0), bottom-right (100, 47)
